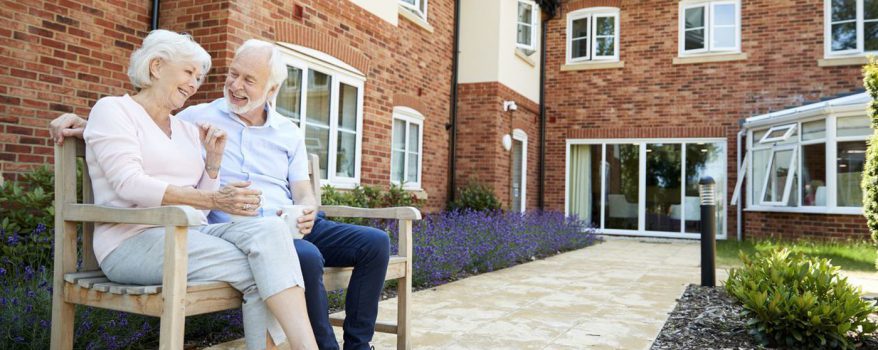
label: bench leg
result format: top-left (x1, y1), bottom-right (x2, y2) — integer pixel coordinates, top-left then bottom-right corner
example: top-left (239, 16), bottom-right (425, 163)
top-left (49, 294), bottom-right (75, 350)
top-left (396, 275), bottom-right (411, 350)
top-left (159, 226), bottom-right (189, 350)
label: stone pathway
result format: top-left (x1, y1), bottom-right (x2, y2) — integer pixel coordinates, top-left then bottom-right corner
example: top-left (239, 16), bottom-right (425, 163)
top-left (210, 237), bottom-right (726, 349)
top-left (208, 237), bottom-right (878, 349)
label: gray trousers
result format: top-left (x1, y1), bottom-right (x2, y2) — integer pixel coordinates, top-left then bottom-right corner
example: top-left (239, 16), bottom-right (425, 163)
top-left (100, 217), bottom-right (306, 350)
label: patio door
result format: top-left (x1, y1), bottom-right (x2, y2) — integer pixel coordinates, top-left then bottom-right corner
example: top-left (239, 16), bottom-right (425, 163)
top-left (567, 139), bottom-right (727, 238)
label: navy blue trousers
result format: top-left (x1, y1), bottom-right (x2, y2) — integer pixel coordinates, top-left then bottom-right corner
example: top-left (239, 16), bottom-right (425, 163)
top-left (294, 214), bottom-right (390, 350)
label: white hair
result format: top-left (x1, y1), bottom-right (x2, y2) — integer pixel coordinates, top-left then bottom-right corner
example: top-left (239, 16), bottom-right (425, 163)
top-left (127, 29), bottom-right (212, 90)
top-left (235, 39), bottom-right (288, 93)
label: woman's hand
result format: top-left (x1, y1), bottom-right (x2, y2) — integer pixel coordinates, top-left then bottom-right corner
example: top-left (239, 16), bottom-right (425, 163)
top-left (211, 181), bottom-right (262, 216)
top-left (198, 122), bottom-right (226, 178)
top-left (49, 113), bottom-right (88, 145)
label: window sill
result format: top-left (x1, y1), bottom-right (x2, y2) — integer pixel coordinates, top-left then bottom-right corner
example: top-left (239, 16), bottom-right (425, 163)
top-left (817, 55), bottom-right (869, 67)
top-left (673, 52), bottom-right (748, 65)
top-left (560, 60), bottom-right (624, 71)
top-left (398, 5), bottom-right (433, 33)
top-left (515, 48), bottom-right (536, 67)
top-left (744, 206), bottom-right (863, 215)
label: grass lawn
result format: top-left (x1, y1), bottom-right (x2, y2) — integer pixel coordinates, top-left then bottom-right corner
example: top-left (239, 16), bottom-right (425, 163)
top-left (716, 239), bottom-right (877, 272)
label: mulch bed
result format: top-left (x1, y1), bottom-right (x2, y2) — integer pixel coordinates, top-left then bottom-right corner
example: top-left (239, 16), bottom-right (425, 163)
top-left (651, 284), bottom-right (878, 350)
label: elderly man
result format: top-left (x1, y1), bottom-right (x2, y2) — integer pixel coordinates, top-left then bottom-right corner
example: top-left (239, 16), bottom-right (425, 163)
top-left (50, 39), bottom-right (389, 350)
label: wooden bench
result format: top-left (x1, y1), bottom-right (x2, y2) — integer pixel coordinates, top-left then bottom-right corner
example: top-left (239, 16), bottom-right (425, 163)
top-left (50, 139), bottom-right (419, 350)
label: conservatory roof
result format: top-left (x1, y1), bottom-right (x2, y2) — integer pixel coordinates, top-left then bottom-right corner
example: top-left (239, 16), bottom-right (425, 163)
top-left (743, 92), bottom-right (870, 129)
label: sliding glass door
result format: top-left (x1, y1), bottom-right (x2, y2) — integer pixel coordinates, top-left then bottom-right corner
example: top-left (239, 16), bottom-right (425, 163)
top-left (567, 139), bottom-right (726, 238)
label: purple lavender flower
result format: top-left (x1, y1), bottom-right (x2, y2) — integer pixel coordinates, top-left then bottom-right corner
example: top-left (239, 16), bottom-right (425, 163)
top-left (23, 265), bottom-right (34, 281)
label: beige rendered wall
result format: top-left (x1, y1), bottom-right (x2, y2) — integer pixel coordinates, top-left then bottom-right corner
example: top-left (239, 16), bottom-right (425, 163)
top-left (458, 0), bottom-right (541, 104)
top-left (459, 0), bottom-right (501, 84)
top-left (497, 0), bottom-right (541, 104)
top-left (349, 0), bottom-right (399, 26)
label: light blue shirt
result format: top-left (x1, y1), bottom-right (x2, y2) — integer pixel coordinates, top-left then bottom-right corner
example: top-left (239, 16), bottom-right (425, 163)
top-left (177, 98), bottom-right (310, 223)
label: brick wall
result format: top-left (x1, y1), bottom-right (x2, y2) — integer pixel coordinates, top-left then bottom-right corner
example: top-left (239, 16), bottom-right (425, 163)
top-left (744, 211), bottom-right (870, 241)
top-left (543, 0), bottom-right (867, 239)
top-left (0, 1), bottom-right (151, 180)
top-left (456, 82), bottom-right (540, 210)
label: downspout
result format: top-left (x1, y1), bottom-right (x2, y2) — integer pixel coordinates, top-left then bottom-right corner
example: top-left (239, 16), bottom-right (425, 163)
top-left (538, 5), bottom-right (557, 210)
top-left (151, 0), bottom-right (160, 30)
top-left (736, 126), bottom-right (745, 241)
top-left (448, 0), bottom-right (461, 204)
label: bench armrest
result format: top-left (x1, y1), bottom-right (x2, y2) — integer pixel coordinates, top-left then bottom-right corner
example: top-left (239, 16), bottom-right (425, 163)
top-left (318, 205), bottom-right (421, 220)
top-left (62, 204), bottom-right (203, 226)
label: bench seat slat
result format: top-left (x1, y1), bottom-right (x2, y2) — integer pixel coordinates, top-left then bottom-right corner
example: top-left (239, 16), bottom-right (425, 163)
top-left (64, 255), bottom-right (409, 295)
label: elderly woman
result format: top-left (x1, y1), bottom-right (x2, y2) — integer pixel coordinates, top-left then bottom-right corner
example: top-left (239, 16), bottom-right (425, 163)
top-left (83, 29), bottom-right (317, 350)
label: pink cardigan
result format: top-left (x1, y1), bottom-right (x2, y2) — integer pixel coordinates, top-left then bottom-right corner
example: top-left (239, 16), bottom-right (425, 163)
top-left (83, 95), bottom-right (219, 264)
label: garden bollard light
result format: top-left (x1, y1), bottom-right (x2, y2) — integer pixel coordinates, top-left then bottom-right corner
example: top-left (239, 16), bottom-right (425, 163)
top-left (699, 176), bottom-right (717, 287)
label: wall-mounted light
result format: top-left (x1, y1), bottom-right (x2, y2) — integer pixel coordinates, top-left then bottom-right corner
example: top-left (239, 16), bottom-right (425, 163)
top-left (503, 100), bottom-right (518, 112)
top-left (502, 134), bottom-right (512, 151)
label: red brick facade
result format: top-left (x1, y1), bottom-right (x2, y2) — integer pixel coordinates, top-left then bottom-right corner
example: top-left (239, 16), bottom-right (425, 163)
top-left (543, 0), bottom-right (868, 240)
top-left (0, 1), bottom-right (151, 175)
top-left (456, 82), bottom-right (540, 210)
top-left (0, 0), bottom-right (454, 212)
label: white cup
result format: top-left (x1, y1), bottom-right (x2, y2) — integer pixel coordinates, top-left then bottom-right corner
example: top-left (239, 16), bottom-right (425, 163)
top-left (279, 204), bottom-right (315, 239)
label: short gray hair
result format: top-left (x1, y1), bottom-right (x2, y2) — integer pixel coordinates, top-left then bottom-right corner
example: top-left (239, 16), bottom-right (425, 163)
top-left (235, 39), bottom-right (288, 93)
top-left (127, 29), bottom-right (212, 90)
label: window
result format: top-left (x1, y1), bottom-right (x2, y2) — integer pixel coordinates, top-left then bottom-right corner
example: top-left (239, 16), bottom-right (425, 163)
top-left (744, 115), bottom-right (871, 211)
top-left (391, 107), bottom-right (423, 189)
top-left (566, 7), bottom-right (620, 64)
top-left (679, 0), bottom-right (741, 55)
top-left (517, 0), bottom-right (537, 50)
top-left (825, 0), bottom-right (878, 56)
top-left (275, 47), bottom-right (365, 188)
top-left (567, 139), bottom-right (727, 238)
top-left (400, 0), bottom-right (427, 19)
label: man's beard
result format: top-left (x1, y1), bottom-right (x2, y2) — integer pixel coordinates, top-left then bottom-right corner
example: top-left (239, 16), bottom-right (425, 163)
top-left (224, 86), bottom-right (270, 115)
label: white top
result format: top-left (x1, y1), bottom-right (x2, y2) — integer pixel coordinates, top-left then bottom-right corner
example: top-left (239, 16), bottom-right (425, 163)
top-left (83, 95), bottom-right (219, 264)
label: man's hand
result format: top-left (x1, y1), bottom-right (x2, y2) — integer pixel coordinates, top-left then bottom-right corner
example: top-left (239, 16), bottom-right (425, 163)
top-left (297, 208), bottom-right (316, 235)
top-left (49, 113), bottom-right (87, 145)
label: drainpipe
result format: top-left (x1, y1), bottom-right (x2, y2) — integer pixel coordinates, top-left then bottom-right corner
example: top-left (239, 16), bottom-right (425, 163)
top-left (537, 4), bottom-right (557, 211)
top-left (448, 0), bottom-right (461, 204)
top-left (736, 127), bottom-right (745, 241)
top-left (150, 0), bottom-right (160, 30)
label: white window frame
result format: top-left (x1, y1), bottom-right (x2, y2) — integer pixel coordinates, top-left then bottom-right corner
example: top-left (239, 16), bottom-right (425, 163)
top-left (678, 0), bottom-right (741, 56)
top-left (516, 0), bottom-right (538, 51)
top-left (744, 114), bottom-right (869, 214)
top-left (566, 7), bottom-right (620, 64)
top-left (757, 145), bottom-right (798, 206)
top-left (564, 138), bottom-right (728, 240)
top-left (824, 0), bottom-right (878, 56)
top-left (400, 0), bottom-right (428, 19)
top-left (276, 46), bottom-right (366, 189)
top-left (512, 129), bottom-right (528, 213)
top-left (759, 123), bottom-right (797, 144)
top-left (391, 107), bottom-right (424, 190)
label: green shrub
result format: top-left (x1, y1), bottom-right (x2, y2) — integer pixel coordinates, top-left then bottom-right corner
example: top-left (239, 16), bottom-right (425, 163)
top-left (320, 183), bottom-right (424, 208)
top-left (0, 166), bottom-right (61, 270)
top-left (863, 60), bottom-right (878, 269)
top-left (447, 180), bottom-right (501, 212)
top-left (725, 248), bottom-right (878, 349)
top-left (320, 183), bottom-right (425, 225)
